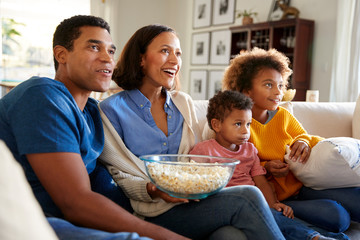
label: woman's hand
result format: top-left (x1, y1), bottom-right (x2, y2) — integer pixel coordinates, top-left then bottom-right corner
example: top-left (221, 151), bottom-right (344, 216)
top-left (272, 202), bottom-right (294, 219)
top-left (265, 160), bottom-right (289, 178)
top-left (146, 182), bottom-right (190, 203)
top-left (289, 140), bottom-right (311, 163)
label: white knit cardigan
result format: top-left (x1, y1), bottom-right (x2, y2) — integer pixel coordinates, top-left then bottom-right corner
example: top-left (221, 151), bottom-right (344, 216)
top-left (98, 91), bottom-right (202, 218)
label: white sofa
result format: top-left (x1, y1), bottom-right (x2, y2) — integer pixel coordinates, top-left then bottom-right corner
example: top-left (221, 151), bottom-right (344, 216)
top-left (194, 100), bottom-right (360, 239)
top-left (1, 100), bottom-right (359, 239)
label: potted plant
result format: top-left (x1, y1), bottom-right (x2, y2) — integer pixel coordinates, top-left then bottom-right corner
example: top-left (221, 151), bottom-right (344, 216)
top-left (236, 9), bottom-right (258, 25)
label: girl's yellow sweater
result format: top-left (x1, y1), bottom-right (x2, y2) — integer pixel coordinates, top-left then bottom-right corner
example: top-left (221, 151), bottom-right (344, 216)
top-left (249, 107), bottom-right (324, 201)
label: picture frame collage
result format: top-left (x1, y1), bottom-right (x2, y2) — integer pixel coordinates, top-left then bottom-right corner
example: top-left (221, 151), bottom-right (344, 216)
top-left (190, 0), bottom-right (235, 100)
top-left (190, 70), bottom-right (224, 101)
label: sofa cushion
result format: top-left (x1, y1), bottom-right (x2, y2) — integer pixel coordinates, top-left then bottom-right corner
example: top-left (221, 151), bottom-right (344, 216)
top-left (291, 102), bottom-right (355, 138)
top-left (353, 95), bottom-right (360, 139)
top-left (285, 137), bottom-right (360, 190)
top-left (0, 141), bottom-right (58, 240)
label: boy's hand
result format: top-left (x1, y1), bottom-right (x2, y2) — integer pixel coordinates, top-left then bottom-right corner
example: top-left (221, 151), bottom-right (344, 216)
top-left (272, 202), bottom-right (294, 219)
top-left (265, 160), bottom-right (289, 178)
top-left (290, 140), bottom-right (310, 163)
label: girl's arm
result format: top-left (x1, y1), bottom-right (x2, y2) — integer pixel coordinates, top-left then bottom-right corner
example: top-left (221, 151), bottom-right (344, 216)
top-left (253, 175), bottom-right (294, 218)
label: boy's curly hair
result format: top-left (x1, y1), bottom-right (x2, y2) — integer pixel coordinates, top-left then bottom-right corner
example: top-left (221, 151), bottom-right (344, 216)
top-left (207, 90), bottom-right (253, 131)
top-left (222, 47), bottom-right (292, 92)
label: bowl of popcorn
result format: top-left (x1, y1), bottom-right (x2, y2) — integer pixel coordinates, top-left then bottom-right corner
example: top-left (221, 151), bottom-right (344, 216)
top-left (140, 154), bottom-right (240, 199)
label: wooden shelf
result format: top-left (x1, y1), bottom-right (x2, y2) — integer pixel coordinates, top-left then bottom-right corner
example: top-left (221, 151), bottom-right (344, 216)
top-left (230, 18), bottom-right (314, 101)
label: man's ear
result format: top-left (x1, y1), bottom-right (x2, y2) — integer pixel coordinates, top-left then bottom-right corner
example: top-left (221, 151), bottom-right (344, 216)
top-left (211, 119), bottom-right (221, 133)
top-left (53, 45), bottom-right (67, 65)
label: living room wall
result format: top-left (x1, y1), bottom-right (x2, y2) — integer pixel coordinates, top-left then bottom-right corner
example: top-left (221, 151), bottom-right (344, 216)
top-left (91, 0), bottom-right (338, 101)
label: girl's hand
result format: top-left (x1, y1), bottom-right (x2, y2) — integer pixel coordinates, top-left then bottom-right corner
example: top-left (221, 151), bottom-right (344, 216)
top-left (290, 140), bottom-right (311, 163)
top-left (272, 202), bottom-right (294, 219)
top-left (146, 182), bottom-right (190, 203)
top-left (265, 160), bottom-right (289, 178)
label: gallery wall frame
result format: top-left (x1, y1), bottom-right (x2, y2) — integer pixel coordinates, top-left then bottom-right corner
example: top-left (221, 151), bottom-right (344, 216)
top-left (191, 32), bottom-right (210, 65)
top-left (212, 0), bottom-right (235, 25)
top-left (208, 70), bottom-right (224, 99)
top-left (190, 70), bottom-right (208, 100)
top-left (193, 0), bottom-right (212, 28)
top-left (268, 0), bottom-right (291, 21)
top-left (210, 29), bottom-right (231, 65)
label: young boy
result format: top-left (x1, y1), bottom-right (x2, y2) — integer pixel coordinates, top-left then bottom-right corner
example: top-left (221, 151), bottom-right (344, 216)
top-left (190, 90), bottom-right (348, 240)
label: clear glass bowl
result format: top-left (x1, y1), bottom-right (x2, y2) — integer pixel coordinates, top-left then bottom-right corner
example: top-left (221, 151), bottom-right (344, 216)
top-left (140, 154), bottom-right (240, 199)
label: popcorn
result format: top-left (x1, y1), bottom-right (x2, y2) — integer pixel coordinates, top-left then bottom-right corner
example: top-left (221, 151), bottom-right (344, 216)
top-left (146, 160), bottom-right (230, 195)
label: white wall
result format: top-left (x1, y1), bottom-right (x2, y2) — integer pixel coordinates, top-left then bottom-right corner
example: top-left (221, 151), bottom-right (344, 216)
top-left (92, 0), bottom-right (338, 101)
top-left (291, 0), bottom-right (338, 101)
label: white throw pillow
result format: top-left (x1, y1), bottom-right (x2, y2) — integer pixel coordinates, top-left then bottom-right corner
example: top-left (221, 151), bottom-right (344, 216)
top-left (353, 95), bottom-right (360, 139)
top-left (0, 141), bottom-right (58, 240)
top-left (285, 137), bottom-right (360, 190)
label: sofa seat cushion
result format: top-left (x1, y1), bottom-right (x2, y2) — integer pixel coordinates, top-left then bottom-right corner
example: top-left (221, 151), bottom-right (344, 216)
top-left (285, 137), bottom-right (360, 190)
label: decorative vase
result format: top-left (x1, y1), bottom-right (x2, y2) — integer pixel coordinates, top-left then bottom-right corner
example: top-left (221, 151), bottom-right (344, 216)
top-left (242, 16), bottom-right (253, 25)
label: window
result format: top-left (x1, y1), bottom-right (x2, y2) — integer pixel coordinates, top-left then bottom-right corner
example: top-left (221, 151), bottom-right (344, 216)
top-left (1, 0), bottom-right (90, 95)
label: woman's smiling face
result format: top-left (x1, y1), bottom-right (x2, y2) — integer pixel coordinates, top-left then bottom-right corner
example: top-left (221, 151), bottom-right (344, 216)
top-left (140, 32), bottom-right (182, 89)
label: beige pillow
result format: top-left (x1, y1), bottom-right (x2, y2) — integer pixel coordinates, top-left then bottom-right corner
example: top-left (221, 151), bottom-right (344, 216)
top-left (0, 141), bottom-right (58, 240)
top-left (285, 137), bottom-right (360, 190)
top-left (353, 95), bottom-right (360, 139)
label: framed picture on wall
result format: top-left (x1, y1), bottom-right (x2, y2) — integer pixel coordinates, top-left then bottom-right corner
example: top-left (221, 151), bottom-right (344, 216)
top-left (210, 29), bottom-right (231, 65)
top-left (212, 0), bottom-right (235, 25)
top-left (193, 0), bottom-right (212, 28)
top-left (190, 70), bottom-right (208, 100)
top-left (191, 32), bottom-right (210, 65)
top-left (208, 70), bottom-right (224, 99)
top-left (268, 0), bottom-right (291, 21)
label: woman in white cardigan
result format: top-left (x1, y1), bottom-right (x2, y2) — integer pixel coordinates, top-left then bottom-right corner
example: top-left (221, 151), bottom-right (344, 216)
top-left (98, 24), bottom-right (284, 240)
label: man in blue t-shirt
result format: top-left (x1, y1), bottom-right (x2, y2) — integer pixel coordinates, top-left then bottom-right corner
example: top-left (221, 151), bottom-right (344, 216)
top-left (0, 15), bottom-right (187, 240)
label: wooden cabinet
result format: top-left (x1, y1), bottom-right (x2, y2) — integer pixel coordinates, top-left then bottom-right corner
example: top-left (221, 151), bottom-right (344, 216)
top-left (230, 18), bottom-right (314, 101)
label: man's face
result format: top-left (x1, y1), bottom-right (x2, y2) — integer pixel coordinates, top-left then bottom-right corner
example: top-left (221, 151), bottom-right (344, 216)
top-left (62, 26), bottom-right (116, 93)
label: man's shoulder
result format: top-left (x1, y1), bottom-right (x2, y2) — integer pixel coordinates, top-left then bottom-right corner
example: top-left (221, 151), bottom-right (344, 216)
top-left (1, 76), bottom-right (79, 118)
top-left (4, 77), bottom-right (67, 100)
top-left (19, 76), bottom-right (60, 89)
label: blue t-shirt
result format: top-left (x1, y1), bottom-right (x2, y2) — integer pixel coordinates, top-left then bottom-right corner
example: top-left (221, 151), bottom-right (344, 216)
top-left (100, 89), bottom-right (183, 157)
top-left (0, 76), bottom-right (104, 217)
